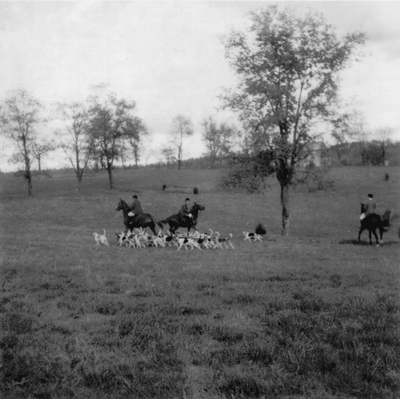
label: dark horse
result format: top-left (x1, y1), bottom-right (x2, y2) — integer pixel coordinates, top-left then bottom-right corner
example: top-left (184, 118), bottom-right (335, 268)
top-left (358, 203), bottom-right (392, 245)
top-left (161, 202), bottom-right (205, 234)
top-left (115, 199), bottom-right (163, 235)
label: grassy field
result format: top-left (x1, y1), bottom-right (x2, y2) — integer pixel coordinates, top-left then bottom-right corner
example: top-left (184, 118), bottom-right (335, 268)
top-left (1, 166), bottom-right (399, 398)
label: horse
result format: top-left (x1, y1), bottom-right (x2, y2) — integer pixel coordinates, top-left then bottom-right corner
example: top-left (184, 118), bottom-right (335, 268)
top-left (161, 202), bottom-right (205, 234)
top-left (358, 203), bottom-right (392, 245)
top-left (115, 199), bottom-right (163, 235)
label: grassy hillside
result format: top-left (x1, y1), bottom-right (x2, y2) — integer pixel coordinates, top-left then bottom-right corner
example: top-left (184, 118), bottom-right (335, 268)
top-left (1, 166), bottom-right (399, 398)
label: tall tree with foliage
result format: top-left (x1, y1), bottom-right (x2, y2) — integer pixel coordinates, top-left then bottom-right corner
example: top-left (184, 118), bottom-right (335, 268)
top-left (0, 89), bottom-right (44, 196)
top-left (88, 91), bottom-right (147, 189)
top-left (56, 102), bottom-right (94, 190)
top-left (221, 6), bottom-right (365, 235)
top-left (169, 115), bottom-right (193, 170)
top-left (201, 116), bottom-right (234, 168)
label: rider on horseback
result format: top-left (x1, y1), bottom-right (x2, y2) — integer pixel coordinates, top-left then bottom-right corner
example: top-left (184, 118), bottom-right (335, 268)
top-left (128, 195), bottom-right (143, 220)
top-left (360, 193), bottom-right (377, 221)
top-left (178, 198), bottom-right (193, 224)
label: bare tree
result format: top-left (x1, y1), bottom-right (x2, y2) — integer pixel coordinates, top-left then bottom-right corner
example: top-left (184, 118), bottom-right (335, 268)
top-left (330, 109), bottom-right (365, 164)
top-left (221, 6), bottom-right (365, 235)
top-left (56, 102), bottom-right (93, 190)
top-left (349, 114), bottom-right (370, 165)
top-left (128, 128), bottom-right (149, 168)
top-left (88, 90), bottom-right (147, 189)
top-left (169, 115), bottom-right (193, 170)
top-left (161, 146), bottom-right (175, 169)
top-left (0, 89), bottom-right (44, 196)
top-left (376, 127), bottom-right (392, 166)
top-left (31, 138), bottom-right (55, 172)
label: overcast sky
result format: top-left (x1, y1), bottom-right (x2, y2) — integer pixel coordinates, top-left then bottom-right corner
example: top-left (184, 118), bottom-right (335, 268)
top-left (1, 1), bottom-right (399, 171)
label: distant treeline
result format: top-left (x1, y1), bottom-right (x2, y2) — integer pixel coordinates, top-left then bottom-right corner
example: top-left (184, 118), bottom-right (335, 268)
top-left (3, 141), bottom-right (399, 177)
top-left (328, 140), bottom-right (400, 167)
top-left (147, 140), bottom-right (400, 169)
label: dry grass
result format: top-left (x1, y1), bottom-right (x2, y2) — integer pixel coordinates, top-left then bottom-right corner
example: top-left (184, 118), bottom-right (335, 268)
top-left (1, 166), bottom-right (399, 398)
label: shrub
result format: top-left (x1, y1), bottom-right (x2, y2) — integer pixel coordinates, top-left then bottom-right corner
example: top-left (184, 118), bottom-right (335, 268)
top-left (221, 150), bottom-right (274, 193)
top-left (295, 164), bottom-right (334, 193)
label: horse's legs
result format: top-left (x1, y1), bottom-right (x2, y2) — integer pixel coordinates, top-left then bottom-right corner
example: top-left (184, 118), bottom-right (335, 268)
top-left (358, 226), bottom-right (364, 242)
top-left (372, 228), bottom-right (380, 245)
top-left (169, 223), bottom-right (177, 235)
top-left (378, 226), bottom-right (384, 244)
top-left (149, 222), bottom-right (157, 236)
top-left (368, 229), bottom-right (373, 245)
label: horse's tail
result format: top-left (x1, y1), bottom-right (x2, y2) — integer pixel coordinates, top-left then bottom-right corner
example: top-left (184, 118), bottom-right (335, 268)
top-left (379, 210), bottom-right (392, 231)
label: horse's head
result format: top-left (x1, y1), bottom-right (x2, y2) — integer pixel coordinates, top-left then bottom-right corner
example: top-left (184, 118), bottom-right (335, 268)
top-left (115, 199), bottom-right (126, 212)
top-left (191, 202), bottom-right (205, 213)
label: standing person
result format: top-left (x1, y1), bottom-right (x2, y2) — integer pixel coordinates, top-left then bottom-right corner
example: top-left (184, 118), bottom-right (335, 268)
top-left (360, 193), bottom-right (377, 220)
top-left (178, 198), bottom-right (193, 223)
top-left (128, 194), bottom-right (144, 218)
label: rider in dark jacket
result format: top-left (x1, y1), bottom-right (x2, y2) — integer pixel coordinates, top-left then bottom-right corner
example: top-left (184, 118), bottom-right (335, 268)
top-left (178, 198), bottom-right (193, 223)
top-left (360, 193), bottom-right (377, 220)
top-left (128, 195), bottom-right (143, 218)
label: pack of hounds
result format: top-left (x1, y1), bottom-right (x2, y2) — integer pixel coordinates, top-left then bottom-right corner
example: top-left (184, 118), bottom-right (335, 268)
top-left (93, 224), bottom-right (267, 250)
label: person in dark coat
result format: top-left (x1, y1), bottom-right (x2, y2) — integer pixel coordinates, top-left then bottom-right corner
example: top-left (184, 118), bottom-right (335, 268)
top-left (128, 195), bottom-right (144, 217)
top-left (178, 198), bottom-right (193, 223)
top-left (360, 193), bottom-right (377, 220)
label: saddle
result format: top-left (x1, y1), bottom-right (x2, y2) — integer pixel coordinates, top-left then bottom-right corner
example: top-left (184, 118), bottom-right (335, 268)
top-left (180, 215), bottom-right (193, 225)
top-left (128, 214), bottom-right (140, 225)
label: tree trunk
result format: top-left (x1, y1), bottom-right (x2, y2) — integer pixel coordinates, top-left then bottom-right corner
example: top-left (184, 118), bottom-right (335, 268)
top-left (26, 170), bottom-right (33, 197)
top-left (381, 141), bottom-right (386, 166)
top-left (275, 153), bottom-right (292, 236)
top-left (76, 169), bottom-right (83, 191)
top-left (210, 153), bottom-right (216, 169)
top-left (177, 143), bottom-right (182, 170)
top-left (134, 144), bottom-right (139, 169)
top-left (22, 137), bottom-right (33, 196)
top-left (38, 155), bottom-right (41, 172)
top-left (336, 148), bottom-right (342, 163)
top-left (107, 164), bottom-right (114, 189)
top-left (280, 183), bottom-right (290, 236)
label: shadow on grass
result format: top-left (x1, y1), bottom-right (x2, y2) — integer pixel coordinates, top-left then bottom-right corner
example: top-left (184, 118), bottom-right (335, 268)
top-left (339, 239), bottom-right (399, 246)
